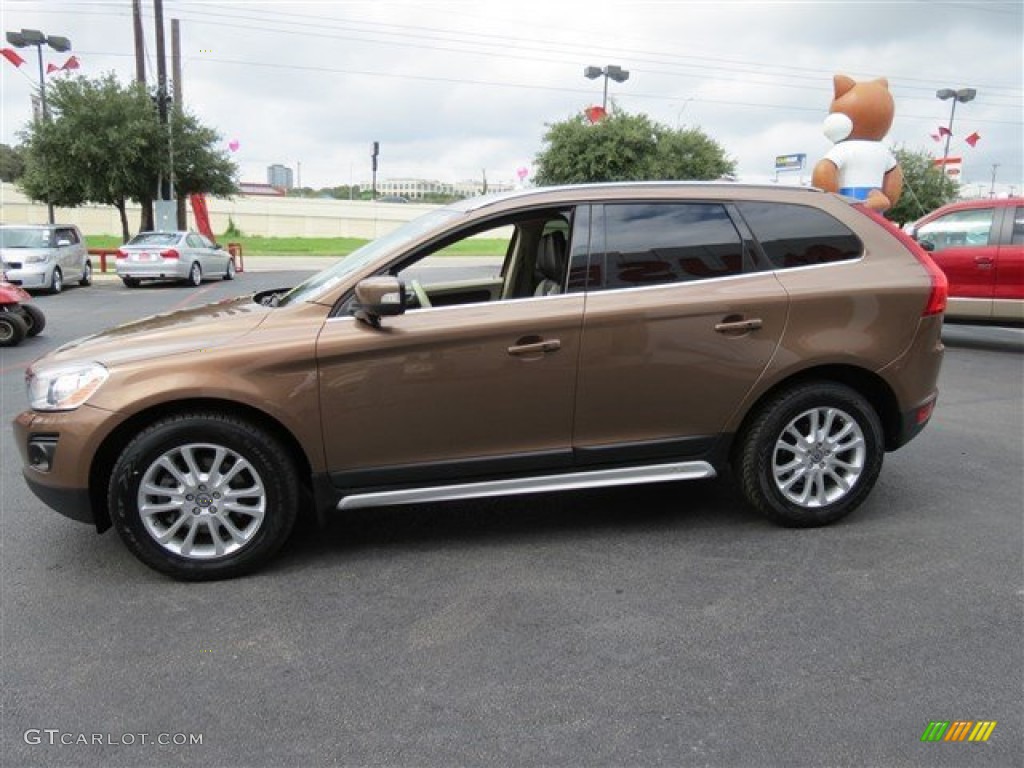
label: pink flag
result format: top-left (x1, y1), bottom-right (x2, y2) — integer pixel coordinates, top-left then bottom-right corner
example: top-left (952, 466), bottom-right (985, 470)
top-left (965, 132), bottom-right (980, 148)
top-left (1, 48), bottom-right (25, 67)
top-left (930, 133), bottom-right (941, 142)
top-left (61, 55), bottom-right (80, 70)
top-left (584, 105), bottom-right (607, 124)
top-left (937, 126), bottom-right (952, 137)
top-left (46, 63), bottom-right (59, 74)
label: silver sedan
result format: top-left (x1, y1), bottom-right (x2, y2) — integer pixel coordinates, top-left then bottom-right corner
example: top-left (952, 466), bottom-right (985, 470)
top-left (115, 231), bottom-right (236, 288)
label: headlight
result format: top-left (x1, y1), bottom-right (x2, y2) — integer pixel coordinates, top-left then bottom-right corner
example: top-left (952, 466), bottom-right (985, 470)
top-left (27, 363), bottom-right (109, 411)
top-left (24, 252), bottom-right (52, 264)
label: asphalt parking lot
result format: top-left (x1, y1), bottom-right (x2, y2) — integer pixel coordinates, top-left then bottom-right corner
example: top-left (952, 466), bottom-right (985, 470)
top-left (1, 267), bottom-right (1021, 767)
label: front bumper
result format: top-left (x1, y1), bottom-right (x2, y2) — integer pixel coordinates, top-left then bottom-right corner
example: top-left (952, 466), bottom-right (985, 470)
top-left (2, 265), bottom-right (51, 289)
top-left (13, 405), bottom-right (126, 530)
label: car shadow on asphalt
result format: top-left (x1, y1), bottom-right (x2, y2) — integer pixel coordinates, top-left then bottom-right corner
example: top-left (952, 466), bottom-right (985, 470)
top-left (276, 478), bottom-right (759, 568)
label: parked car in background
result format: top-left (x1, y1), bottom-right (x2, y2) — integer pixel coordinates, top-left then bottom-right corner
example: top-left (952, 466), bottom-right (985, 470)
top-left (909, 197), bottom-right (1023, 323)
top-left (0, 224), bottom-right (92, 293)
top-left (14, 183), bottom-right (946, 580)
top-left (116, 231), bottom-right (236, 287)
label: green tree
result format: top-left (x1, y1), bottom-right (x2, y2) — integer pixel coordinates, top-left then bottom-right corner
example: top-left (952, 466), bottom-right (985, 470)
top-left (18, 73), bottom-right (236, 241)
top-left (0, 143), bottom-right (26, 182)
top-left (534, 109), bottom-right (734, 185)
top-left (887, 146), bottom-right (957, 226)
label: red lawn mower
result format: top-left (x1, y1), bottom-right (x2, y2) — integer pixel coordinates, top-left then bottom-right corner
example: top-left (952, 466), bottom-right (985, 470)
top-left (0, 274), bottom-right (46, 347)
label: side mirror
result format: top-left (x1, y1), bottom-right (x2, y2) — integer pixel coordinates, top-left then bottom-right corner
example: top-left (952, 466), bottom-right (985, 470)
top-left (919, 240), bottom-right (935, 252)
top-left (354, 276), bottom-right (406, 327)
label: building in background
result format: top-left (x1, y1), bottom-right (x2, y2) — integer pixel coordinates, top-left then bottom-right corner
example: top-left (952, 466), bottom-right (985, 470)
top-left (267, 164), bottom-right (294, 190)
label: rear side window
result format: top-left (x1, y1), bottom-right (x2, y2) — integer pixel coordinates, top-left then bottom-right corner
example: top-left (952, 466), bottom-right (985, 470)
top-left (737, 201), bottom-right (862, 269)
top-left (1010, 207), bottom-right (1024, 246)
top-left (590, 202), bottom-right (744, 290)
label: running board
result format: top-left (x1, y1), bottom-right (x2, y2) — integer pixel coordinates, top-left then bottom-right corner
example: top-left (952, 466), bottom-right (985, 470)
top-left (337, 461), bottom-right (716, 511)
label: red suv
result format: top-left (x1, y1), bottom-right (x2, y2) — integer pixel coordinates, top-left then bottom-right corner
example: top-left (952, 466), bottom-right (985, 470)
top-left (910, 197), bottom-right (1024, 323)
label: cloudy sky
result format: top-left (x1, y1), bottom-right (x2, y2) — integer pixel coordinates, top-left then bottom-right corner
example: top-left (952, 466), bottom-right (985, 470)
top-left (1, 0), bottom-right (1021, 196)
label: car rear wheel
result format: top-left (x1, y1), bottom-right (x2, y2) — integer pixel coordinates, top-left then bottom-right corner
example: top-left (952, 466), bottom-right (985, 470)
top-left (21, 303), bottom-right (45, 337)
top-left (0, 311), bottom-right (28, 347)
top-left (187, 262), bottom-right (202, 287)
top-left (108, 413), bottom-right (300, 580)
top-left (50, 267), bottom-right (63, 294)
top-left (80, 261), bottom-right (93, 286)
top-left (736, 382), bottom-right (883, 527)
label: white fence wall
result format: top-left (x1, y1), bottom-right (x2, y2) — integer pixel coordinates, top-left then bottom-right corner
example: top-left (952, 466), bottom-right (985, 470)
top-left (0, 182), bottom-right (438, 240)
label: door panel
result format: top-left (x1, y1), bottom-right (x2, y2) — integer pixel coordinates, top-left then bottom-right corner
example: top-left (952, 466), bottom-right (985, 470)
top-left (317, 295), bottom-right (584, 478)
top-left (994, 206), bottom-right (1024, 301)
top-left (573, 274), bottom-right (788, 446)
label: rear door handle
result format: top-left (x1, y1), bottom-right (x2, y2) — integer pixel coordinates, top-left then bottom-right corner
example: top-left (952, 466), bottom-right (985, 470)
top-left (508, 337), bottom-right (561, 356)
top-left (714, 317), bottom-right (763, 333)
top-left (974, 256), bottom-right (994, 269)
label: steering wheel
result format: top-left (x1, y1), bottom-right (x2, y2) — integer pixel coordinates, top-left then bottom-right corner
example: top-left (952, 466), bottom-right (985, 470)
top-left (409, 279), bottom-right (431, 308)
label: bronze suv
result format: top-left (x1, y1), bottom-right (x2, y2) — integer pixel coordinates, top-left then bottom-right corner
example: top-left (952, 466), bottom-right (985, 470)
top-left (14, 183), bottom-right (947, 579)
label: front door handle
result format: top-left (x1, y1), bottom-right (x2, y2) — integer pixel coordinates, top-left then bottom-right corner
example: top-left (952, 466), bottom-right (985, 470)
top-left (974, 256), bottom-right (994, 270)
top-left (508, 337), bottom-right (561, 356)
top-left (714, 317), bottom-right (763, 333)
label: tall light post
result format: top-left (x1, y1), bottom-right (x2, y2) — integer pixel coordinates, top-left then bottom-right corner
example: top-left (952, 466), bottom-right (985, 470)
top-left (936, 87), bottom-right (976, 172)
top-left (5, 27), bottom-right (72, 224)
top-left (584, 64), bottom-right (629, 111)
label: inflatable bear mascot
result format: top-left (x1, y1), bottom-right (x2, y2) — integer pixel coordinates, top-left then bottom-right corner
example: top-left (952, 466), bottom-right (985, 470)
top-left (812, 75), bottom-right (903, 212)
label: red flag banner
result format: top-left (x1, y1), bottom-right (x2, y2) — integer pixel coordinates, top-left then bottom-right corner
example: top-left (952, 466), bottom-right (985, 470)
top-left (584, 105), bottom-right (607, 124)
top-left (937, 126), bottom-right (952, 137)
top-left (46, 62), bottom-right (59, 74)
top-left (930, 133), bottom-right (941, 142)
top-left (1, 48), bottom-right (26, 67)
top-left (965, 132), bottom-right (981, 148)
top-left (190, 194), bottom-right (215, 240)
top-left (62, 55), bottom-right (80, 70)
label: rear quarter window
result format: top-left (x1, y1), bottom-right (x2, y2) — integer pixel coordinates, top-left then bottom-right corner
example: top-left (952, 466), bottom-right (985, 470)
top-left (736, 201), bottom-right (862, 269)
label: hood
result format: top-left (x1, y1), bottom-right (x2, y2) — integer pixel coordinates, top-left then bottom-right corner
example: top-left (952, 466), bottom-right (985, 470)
top-left (41, 295), bottom-right (273, 368)
top-left (1, 246), bottom-right (55, 260)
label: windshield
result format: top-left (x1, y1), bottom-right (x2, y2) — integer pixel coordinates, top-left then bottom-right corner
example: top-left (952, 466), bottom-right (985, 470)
top-left (0, 228), bottom-right (51, 248)
top-left (276, 207), bottom-right (464, 306)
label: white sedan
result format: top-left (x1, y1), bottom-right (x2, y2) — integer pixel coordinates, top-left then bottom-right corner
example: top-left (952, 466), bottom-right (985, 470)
top-left (115, 231), bottom-right (236, 288)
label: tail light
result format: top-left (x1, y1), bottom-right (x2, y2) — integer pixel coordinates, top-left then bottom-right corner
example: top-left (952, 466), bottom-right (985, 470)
top-left (853, 205), bottom-right (948, 317)
top-left (161, 248), bottom-right (180, 260)
top-left (115, 249), bottom-right (127, 260)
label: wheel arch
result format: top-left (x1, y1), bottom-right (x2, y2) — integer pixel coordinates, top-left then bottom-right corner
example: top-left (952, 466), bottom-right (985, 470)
top-left (731, 364), bottom-right (902, 465)
top-left (88, 397), bottom-right (314, 532)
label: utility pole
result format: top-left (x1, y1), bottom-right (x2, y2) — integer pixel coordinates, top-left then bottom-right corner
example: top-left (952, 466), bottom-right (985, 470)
top-left (132, 0), bottom-right (146, 84)
top-left (371, 141), bottom-right (379, 200)
top-left (152, 0), bottom-right (174, 230)
top-left (989, 164), bottom-right (999, 198)
top-left (172, 18), bottom-right (185, 228)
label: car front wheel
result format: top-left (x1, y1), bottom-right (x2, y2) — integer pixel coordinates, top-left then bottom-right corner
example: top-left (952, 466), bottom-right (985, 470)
top-left (187, 262), bottom-right (202, 287)
top-left (736, 382), bottom-right (883, 527)
top-left (50, 267), bottom-right (63, 294)
top-left (108, 413), bottom-right (300, 580)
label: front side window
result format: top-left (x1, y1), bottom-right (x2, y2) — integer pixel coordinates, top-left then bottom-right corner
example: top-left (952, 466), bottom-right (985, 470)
top-left (392, 207), bottom-right (575, 308)
top-left (588, 203), bottom-right (744, 291)
top-left (916, 207), bottom-right (995, 252)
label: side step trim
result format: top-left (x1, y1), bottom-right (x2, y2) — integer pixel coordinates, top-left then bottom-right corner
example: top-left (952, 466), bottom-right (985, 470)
top-left (337, 461), bottom-right (716, 511)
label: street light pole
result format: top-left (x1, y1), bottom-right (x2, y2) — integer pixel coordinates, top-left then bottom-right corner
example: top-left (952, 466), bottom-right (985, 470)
top-left (584, 64), bottom-right (630, 112)
top-left (936, 87), bottom-right (977, 172)
top-left (5, 28), bottom-right (71, 224)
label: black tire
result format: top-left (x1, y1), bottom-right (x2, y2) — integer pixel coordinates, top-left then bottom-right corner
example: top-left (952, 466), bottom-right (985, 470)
top-left (0, 311), bottom-right (29, 347)
top-left (736, 381), bottom-right (884, 527)
top-left (122, 277), bottom-right (141, 288)
top-left (108, 413), bottom-right (300, 581)
top-left (21, 303), bottom-right (46, 337)
top-left (187, 261), bottom-right (202, 287)
top-left (80, 260), bottom-right (93, 286)
top-left (224, 259), bottom-right (236, 281)
top-left (50, 267), bottom-right (63, 294)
